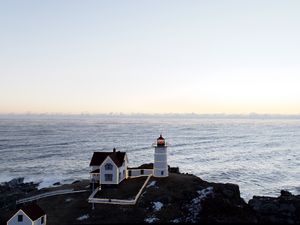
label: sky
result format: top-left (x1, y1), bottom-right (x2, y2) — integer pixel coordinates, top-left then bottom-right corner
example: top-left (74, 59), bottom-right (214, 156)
top-left (0, 0), bottom-right (300, 114)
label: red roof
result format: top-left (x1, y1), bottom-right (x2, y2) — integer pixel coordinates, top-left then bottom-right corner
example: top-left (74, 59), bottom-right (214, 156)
top-left (21, 203), bottom-right (45, 221)
top-left (89, 151), bottom-right (126, 167)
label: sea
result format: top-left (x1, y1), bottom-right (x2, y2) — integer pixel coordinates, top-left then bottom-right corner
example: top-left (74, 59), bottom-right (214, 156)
top-left (0, 114), bottom-right (299, 201)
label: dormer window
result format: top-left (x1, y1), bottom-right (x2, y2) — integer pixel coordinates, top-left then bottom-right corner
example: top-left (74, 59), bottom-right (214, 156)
top-left (105, 163), bottom-right (113, 170)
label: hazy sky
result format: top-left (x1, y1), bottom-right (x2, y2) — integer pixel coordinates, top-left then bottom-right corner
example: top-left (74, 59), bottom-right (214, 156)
top-left (1, 1), bottom-right (300, 114)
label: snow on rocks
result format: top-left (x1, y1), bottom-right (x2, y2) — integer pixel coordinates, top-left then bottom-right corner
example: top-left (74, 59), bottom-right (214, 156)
top-left (144, 216), bottom-right (159, 223)
top-left (77, 214), bottom-right (89, 221)
top-left (144, 201), bottom-right (163, 223)
top-left (146, 181), bottom-right (157, 188)
top-left (65, 198), bottom-right (72, 202)
top-left (170, 218), bottom-right (181, 223)
top-left (152, 201), bottom-right (163, 211)
top-left (185, 186), bottom-right (214, 223)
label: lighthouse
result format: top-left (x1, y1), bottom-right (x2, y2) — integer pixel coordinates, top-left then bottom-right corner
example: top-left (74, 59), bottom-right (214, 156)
top-left (153, 134), bottom-right (169, 177)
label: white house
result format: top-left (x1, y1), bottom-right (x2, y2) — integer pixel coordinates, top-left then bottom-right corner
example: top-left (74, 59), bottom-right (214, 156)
top-left (90, 148), bottom-right (128, 186)
top-left (7, 203), bottom-right (46, 225)
top-left (89, 135), bottom-right (169, 188)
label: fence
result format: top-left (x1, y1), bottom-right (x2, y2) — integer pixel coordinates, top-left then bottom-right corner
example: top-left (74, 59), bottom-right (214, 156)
top-left (127, 169), bottom-right (153, 178)
top-left (16, 189), bottom-right (88, 204)
top-left (88, 175), bottom-right (151, 205)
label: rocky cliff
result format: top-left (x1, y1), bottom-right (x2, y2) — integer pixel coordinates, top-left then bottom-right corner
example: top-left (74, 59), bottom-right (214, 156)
top-left (0, 168), bottom-right (299, 224)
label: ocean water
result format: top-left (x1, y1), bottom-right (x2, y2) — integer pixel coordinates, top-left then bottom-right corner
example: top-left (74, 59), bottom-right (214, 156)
top-left (0, 115), bottom-right (299, 201)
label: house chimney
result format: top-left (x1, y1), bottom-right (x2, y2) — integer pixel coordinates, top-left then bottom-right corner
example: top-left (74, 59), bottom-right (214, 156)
top-left (113, 148), bottom-right (116, 153)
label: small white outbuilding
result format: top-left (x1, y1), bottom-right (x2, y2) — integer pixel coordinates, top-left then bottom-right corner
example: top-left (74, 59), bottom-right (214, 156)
top-left (7, 203), bottom-right (46, 225)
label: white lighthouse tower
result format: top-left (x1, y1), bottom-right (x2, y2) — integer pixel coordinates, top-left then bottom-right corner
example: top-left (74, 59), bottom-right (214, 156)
top-left (153, 134), bottom-right (168, 177)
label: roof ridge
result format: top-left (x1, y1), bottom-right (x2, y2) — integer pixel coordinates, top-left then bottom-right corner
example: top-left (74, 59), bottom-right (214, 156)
top-left (89, 151), bottom-right (126, 167)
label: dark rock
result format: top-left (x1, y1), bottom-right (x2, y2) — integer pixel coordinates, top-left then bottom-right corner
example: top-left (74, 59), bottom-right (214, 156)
top-left (248, 191), bottom-right (300, 224)
top-left (281, 190), bottom-right (293, 197)
top-left (0, 178), bottom-right (38, 213)
top-left (169, 167), bottom-right (180, 174)
top-left (1, 167), bottom-right (300, 224)
top-left (155, 196), bottom-right (169, 204)
top-left (279, 203), bottom-right (296, 213)
top-left (6, 178), bottom-right (24, 188)
top-left (199, 182), bottom-right (257, 224)
top-left (249, 197), bottom-right (262, 211)
top-left (260, 203), bottom-right (279, 214)
top-left (72, 180), bottom-right (80, 184)
top-left (222, 188), bottom-right (235, 199)
top-left (53, 182), bottom-right (61, 186)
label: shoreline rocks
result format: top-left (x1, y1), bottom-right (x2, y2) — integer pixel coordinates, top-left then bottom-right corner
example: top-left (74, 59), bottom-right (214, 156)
top-left (0, 173), bottom-right (299, 224)
top-left (0, 177), bottom-right (38, 211)
top-left (249, 190), bottom-right (300, 224)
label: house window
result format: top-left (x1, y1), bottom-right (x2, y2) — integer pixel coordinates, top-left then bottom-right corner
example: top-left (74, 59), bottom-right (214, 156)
top-left (161, 171), bottom-right (164, 176)
top-left (18, 215), bottom-right (23, 222)
top-left (105, 174), bottom-right (113, 181)
top-left (105, 163), bottom-right (113, 170)
top-left (141, 169), bottom-right (144, 175)
top-left (119, 172), bottom-right (121, 179)
top-left (41, 216), bottom-right (44, 224)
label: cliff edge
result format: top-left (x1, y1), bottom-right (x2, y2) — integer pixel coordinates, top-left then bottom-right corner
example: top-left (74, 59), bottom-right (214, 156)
top-left (0, 168), bottom-right (299, 224)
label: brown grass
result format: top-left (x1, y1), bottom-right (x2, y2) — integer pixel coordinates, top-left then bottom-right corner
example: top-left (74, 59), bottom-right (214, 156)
top-left (94, 176), bottom-right (148, 200)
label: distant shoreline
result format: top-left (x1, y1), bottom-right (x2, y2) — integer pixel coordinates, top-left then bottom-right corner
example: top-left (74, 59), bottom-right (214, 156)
top-left (1, 113), bottom-right (300, 119)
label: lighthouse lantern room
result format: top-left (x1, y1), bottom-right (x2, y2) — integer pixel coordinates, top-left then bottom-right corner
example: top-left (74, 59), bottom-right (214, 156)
top-left (153, 134), bottom-right (169, 177)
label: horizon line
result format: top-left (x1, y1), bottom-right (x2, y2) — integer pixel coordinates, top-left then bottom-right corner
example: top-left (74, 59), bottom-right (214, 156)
top-left (1, 112), bottom-right (300, 118)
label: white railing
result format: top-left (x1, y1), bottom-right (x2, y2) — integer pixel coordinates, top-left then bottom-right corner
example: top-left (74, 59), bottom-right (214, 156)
top-left (127, 169), bottom-right (153, 178)
top-left (88, 175), bottom-right (151, 205)
top-left (89, 186), bottom-right (101, 199)
top-left (133, 175), bottom-right (151, 202)
top-left (16, 189), bottom-right (88, 204)
top-left (88, 198), bottom-right (135, 205)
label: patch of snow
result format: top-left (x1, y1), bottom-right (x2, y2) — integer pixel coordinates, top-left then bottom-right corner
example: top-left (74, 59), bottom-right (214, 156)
top-left (170, 218), bottom-right (181, 223)
top-left (152, 201), bottom-right (163, 211)
top-left (146, 181), bottom-right (157, 188)
top-left (197, 186), bottom-right (214, 197)
top-left (65, 198), bottom-right (72, 202)
top-left (144, 216), bottom-right (159, 223)
top-left (185, 186), bottom-right (214, 223)
top-left (77, 214), bottom-right (89, 221)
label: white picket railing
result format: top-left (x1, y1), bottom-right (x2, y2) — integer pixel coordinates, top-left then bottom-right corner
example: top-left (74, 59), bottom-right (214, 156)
top-left (88, 175), bottom-right (151, 205)
top-left (16, 189), bottom-right (88, 204)
top-left (89, 186), bottom-right (101, 199)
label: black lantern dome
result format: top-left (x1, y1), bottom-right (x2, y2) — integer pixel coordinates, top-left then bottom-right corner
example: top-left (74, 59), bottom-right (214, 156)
top-left (157, 134), bottom-right (165, 146)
